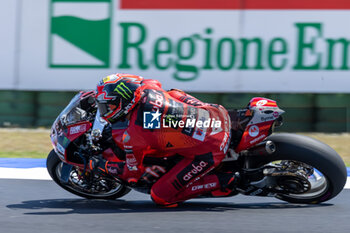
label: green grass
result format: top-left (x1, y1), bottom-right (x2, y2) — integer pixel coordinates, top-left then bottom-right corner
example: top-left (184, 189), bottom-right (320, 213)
top-left (0, 128), bottom-right (52, 159)
top-left (0, 151), bottom-right (48, 158)
top-left (300, 133), bottom-right (350, 167)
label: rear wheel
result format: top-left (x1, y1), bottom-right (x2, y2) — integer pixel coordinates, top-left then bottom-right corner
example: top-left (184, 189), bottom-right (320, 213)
top-left (266, 160), bottom-right (331, 203)
top-left (247, 133), bottom-right (347, 204)
top-left (46, 150), bottom-right (131, 199)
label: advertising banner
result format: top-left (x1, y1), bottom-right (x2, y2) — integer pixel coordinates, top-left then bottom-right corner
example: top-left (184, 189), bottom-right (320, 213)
top-left (2, 0), bottom-right (350, 92)
top-left (0, 1), bottom-right (17, 89)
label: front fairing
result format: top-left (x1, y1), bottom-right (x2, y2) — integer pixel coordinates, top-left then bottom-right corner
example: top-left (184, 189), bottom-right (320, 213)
top-left (50, 93), bottom-right (92, 162)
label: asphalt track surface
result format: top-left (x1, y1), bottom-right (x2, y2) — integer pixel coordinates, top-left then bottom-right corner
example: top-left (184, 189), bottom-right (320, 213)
top-left (0, 179), bottom-right (349, 233)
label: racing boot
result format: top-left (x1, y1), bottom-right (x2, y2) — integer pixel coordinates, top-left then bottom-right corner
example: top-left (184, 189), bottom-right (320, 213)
top-left (210, 172), bottom-right (240, 197)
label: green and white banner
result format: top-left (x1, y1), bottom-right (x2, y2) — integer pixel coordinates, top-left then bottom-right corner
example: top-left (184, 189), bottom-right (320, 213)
top-left (49, 0), bottom-right (111, 68)
top-left (0, 1), bottom-right (17, 89)
top-left (1, 0), bottom-right (350, 92)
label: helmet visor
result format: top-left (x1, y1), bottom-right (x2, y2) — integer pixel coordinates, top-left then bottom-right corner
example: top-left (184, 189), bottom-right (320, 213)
top-left (97, 101), bottom-right (123, 120)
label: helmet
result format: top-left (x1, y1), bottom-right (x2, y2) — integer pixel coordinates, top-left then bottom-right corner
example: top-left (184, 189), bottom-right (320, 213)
top-left (95, 74), bottom-right (143, 122)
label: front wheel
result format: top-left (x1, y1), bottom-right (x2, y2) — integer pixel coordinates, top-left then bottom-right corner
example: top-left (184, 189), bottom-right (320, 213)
top-left (248, 133), bottom-right (347, 204)
top-left (46, 150), bottom-right (131, 200)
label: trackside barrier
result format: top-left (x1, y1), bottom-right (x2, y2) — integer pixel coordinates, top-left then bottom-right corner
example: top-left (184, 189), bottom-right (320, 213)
top-left (0, 91), bottom-right (349, 132)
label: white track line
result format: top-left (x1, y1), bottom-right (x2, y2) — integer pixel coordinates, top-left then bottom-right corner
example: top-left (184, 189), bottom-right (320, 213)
top-left (0, 168), bottom-right (51, 180)
top-left (345, 178), bottom-right (350, 189)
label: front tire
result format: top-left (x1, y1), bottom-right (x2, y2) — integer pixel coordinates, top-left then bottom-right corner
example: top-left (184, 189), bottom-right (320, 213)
top-left (46, 150), bottom-right (131, 200)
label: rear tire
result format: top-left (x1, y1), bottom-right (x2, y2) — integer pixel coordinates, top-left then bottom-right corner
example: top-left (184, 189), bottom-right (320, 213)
top-left (47, 150), bottom-right (131, 200)
top-left (252, 133), bottom-right (347, 204)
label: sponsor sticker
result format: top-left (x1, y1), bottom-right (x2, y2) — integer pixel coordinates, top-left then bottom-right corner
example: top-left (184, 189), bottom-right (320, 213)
top-left (220, 132), bottom-right (229, 152)
top-left (261, 116), bottom-right (274, 122)
top-left (56, 143), bottom-right (65, 155)
top-left (192, 109), bottom-right (209, 141)
top-left (273, 111), bottom-right (279, 118)
top-left (248, 125), bottom-right (260, 137)
top-left (126, 153), bottom-right (138, 171)
top-left (250, 134), bottom-right (266, 144)
top-left (176, 153), bottom-right (214, 186)
top-left (256, 100), bottom-right (268, 106)
top-left (122, 131), bottom-right (130, 143)
top-left (182, 161), bottom-right (209, 181)
top-left (191, 182), bottom-right (217, 191)
top-left (69, 124), bottom-right (87, 135)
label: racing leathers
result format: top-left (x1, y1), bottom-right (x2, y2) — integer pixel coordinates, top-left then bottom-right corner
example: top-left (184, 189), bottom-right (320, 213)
top-left (98, 79), bottom-right (234, 206)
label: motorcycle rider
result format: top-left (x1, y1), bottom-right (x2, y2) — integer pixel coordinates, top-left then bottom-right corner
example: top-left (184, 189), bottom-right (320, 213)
top-left (90, 73), bottom-right (237, 207)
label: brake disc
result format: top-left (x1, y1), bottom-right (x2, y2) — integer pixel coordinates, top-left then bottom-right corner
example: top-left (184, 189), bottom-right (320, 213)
top-left (263, 167), bottom-right (311, 194)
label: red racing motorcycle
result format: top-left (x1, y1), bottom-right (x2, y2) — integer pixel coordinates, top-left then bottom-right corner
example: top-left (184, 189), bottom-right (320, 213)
top-left (47, 91), bottom-right (347, 204)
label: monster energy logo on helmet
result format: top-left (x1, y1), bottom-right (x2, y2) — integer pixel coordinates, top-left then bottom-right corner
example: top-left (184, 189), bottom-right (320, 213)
top-left (114, 82), bottom-right (133, 99)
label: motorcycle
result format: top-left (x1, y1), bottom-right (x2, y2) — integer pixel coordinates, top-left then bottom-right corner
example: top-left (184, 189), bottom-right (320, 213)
top-left (47, 91), bottom-right (347, 204)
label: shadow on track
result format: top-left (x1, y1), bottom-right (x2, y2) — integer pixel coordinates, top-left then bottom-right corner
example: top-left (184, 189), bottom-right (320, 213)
top-left (6, 198), bottom-right (332, 215)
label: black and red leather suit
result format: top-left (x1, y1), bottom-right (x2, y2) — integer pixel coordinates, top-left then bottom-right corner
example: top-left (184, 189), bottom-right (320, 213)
top-left (107, 79), bottom-right (233, 206)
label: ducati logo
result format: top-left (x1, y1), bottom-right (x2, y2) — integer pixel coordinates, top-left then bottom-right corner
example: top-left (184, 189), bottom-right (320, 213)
top-left (249, 125), bottom-right (259, 137)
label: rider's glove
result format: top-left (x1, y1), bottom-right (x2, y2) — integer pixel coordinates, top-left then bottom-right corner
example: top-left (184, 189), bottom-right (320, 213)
top-left (88, 157), bottom-right (122, 176)
top-left (89, 156), bottom-right (108, 175)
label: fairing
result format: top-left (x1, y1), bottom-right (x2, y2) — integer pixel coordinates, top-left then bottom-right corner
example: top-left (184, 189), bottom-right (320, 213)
top-left (50, 92), bottom-right (92, 162)
top-left (235, 97), bottom-right (285, 152)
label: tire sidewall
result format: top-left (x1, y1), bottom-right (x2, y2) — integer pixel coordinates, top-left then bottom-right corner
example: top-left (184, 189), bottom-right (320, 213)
top-left (259, 134), bottom-right (347, 203)
top-left (46, 150), bottom-right (131, 200)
